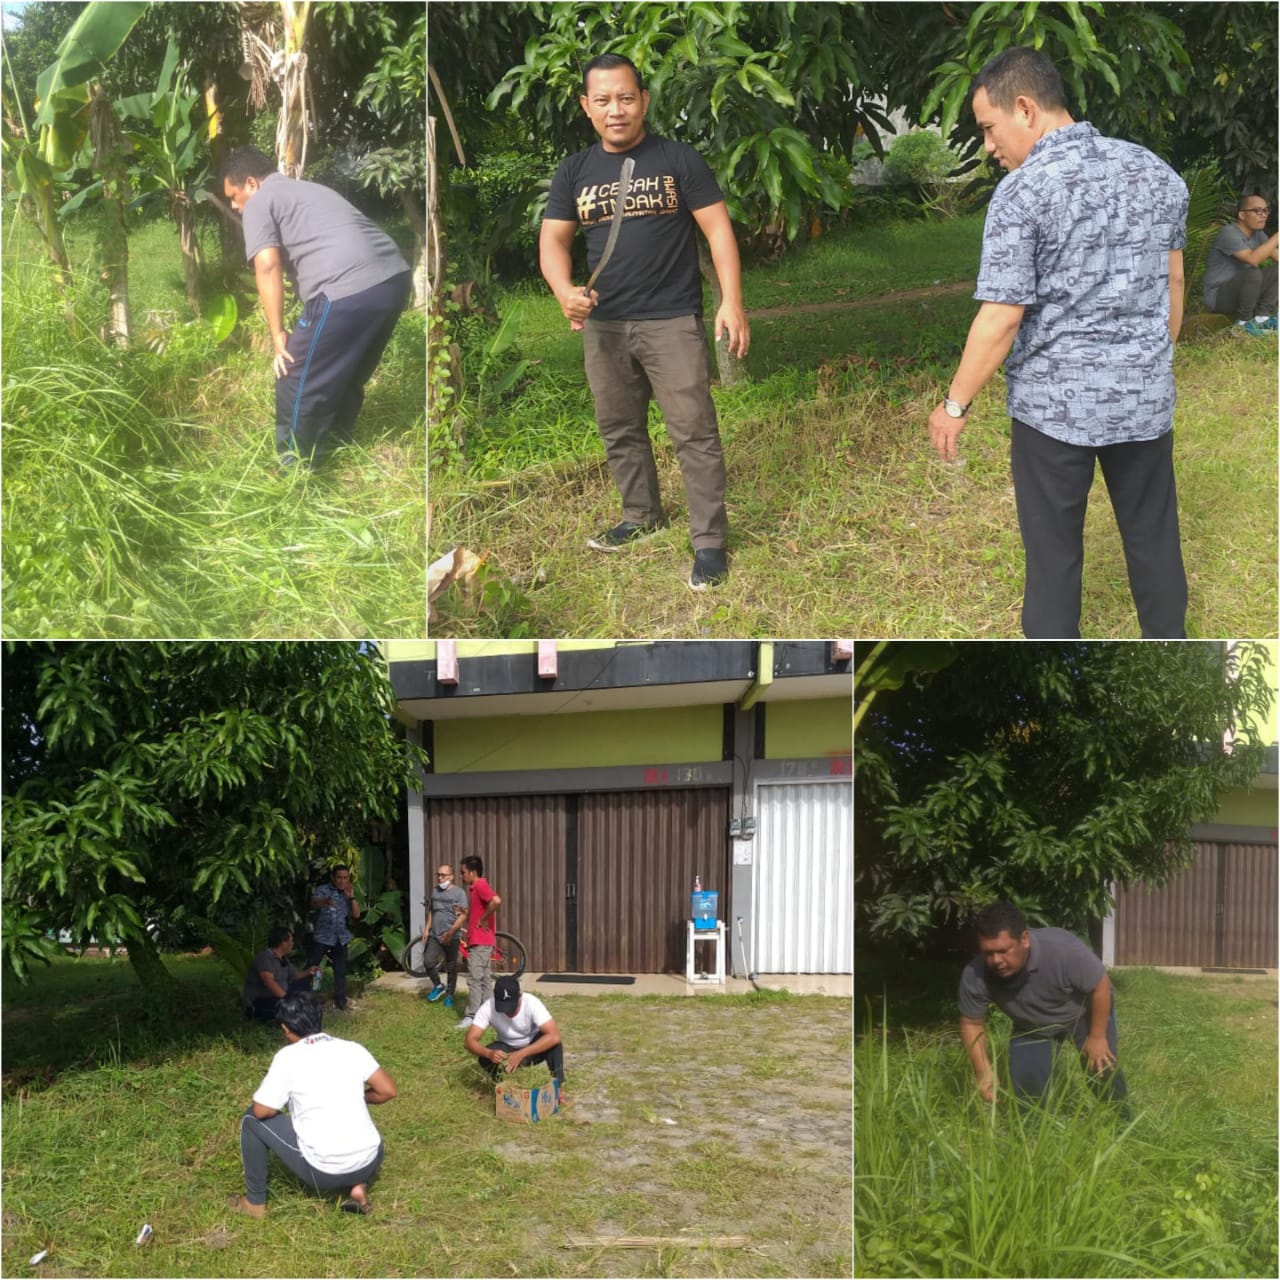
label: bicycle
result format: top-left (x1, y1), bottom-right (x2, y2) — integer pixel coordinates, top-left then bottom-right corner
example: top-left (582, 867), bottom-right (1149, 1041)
top-left (401, 927), bottom-right (527, 981)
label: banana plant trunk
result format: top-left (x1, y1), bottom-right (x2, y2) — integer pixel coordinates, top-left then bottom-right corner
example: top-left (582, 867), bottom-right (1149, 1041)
top-left (173, 192), bottom-right (202, 316)
top-left (277, 0), bottom-right (311, 177)
top-left (696, 236), bottom-right (746, 387)
top-left (89, 86), bottom-right (132, 346)
top-left (401, 186), bottom-right (426, 310)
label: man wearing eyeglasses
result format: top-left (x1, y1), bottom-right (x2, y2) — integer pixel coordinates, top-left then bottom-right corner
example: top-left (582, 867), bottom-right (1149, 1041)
top-left (928, 47), bottom-right (1189, 639)
top-left (421, 864), bottom-right (468, 1008)
top-left (1202, 197), bottom-right (1278, 335)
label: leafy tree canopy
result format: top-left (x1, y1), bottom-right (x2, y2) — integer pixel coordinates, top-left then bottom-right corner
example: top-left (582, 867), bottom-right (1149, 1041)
top-left (855, 642), bottom-right (1274, 950)
top-left (1, 642), bottom-right (427, 990)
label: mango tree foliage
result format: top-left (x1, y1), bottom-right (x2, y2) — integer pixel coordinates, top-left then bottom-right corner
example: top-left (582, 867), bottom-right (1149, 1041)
top-left (1, 642), bottom-right (427, 991)
top-left (487, 0), bottom-right (892, 250)
top-left (855, 642), bottom-right (1274, 947)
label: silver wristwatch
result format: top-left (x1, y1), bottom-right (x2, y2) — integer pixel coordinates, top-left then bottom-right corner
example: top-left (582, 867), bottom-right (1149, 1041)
top-left (943, 397), bottom-right (970, 418)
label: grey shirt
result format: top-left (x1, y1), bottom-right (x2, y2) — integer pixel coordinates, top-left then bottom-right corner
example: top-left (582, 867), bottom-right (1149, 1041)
top-left (244, 946), bottom-right (290, 1007)
top-left (1202, 224), bottom-right (1269, 311)
top-left (958, 927), bottom-right (1104, 1034)
top-left (242, 172), bottom-right (409, 304)
top-left (427, 882), bottom-right (468, 941)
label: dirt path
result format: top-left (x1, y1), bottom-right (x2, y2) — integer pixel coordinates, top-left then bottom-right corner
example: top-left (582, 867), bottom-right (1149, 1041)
top-left (749, 278), bottom-right (975, 319)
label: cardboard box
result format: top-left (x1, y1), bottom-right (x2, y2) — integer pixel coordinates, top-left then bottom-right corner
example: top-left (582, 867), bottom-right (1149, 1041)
top-left (495, 1077), bottom-right (560, 1124)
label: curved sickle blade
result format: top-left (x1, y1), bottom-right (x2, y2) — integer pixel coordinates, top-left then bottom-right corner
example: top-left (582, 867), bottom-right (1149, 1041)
top-left (582, 156), bottom-right (636, 296)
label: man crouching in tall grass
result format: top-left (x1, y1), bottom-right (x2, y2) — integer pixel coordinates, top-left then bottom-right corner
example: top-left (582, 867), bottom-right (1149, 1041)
top-left (958, 901), bottom-right (1131, 1116)
top-left (223, 146), bottom-right (412, 469)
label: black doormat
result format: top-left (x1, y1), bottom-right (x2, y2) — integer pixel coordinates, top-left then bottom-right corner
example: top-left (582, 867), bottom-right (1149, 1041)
top-left (536, 974), bottom-right (637, 985)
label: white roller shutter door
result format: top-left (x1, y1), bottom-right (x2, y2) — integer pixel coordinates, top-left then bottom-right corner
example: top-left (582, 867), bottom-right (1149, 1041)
top-left (751, 779), bottom-right (852, 973)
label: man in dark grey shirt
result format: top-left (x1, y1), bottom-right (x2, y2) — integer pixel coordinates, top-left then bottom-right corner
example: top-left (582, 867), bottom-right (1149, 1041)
top-left (223, 146), bottom-right (412, 467)
top-left (1201, 195), bottom-right (1278, 330)
top-left (958, 901), bottom-right (1128, 1108)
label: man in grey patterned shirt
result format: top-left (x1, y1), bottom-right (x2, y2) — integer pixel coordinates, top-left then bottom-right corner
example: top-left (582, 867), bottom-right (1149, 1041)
top-left (928, 48), bottom-right (1188, 638)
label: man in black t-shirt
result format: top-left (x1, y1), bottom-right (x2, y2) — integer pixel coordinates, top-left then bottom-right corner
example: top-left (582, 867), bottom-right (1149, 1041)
top-left (540, 53), bottom-right (749, 591)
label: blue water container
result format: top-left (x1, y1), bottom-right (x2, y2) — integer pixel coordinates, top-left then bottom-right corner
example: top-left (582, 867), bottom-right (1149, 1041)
top-left (691, 890), bottom-right (718, 929)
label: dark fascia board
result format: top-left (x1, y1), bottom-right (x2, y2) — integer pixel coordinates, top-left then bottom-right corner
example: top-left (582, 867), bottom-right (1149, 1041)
top-left (773, 640), bottom-right (853, 679)
top-left (390, 640), bottom-right (757, 703)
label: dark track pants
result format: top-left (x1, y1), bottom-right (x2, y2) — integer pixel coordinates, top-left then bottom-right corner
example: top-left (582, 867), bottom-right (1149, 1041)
top-left (1010, 418), bottom-right (1187, 638)
top-left (275, 271), bottom-right (411, 463)
top-left (1209, 266), bottom-right (1279, 322)
top-left (1008, 1007), bottom-right (1128, 1105)
top-left (480, 1040), bottom-right (566, 1085)
top-left (244, 975), bottom-right (313, 1023)
top-left (239, 1107), bottom-right (384, 1205)
top-left (306, 939), bottom-right (349, 1009)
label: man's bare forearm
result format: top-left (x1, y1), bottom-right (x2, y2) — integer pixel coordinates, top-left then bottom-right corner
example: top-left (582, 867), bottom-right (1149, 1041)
top-left (959, 1018), bottom-right (990, 1076)
top-left (255, 261), bottom-right (286, 340)
top-left (1088, 974), bottom-right (1112, 1037)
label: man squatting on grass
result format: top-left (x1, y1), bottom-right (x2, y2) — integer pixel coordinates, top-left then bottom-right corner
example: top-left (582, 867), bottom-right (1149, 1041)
top-left (540, 53), bottom-right (750, 592)
top-left (958, 902), bottom-right (1130, 1113)
top-left (222, 146), bottom-right (411, 468)
top-left (465, 976), bottom-right (566, 1098)
top-left (928, 47), bottom-right (1189, 639)
top-left (1201, 194), bottom-right (1279, 331)
top-left (232, 993), bottom-right (397, 1218)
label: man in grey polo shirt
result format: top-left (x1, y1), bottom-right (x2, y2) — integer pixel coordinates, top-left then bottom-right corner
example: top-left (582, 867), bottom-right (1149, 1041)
top-left (223, 146), bottom-right (412, 467)
top-left (1201, 195), bottom-right (1278, 332)
top-left (958, 901), bottom-right (1129, 1109)
top-left (927, 47), bottom-right (1188, 638)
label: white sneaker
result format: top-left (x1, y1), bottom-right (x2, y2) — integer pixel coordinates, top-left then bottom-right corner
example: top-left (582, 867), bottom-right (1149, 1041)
top-left (455, 1016), bottom-right (473, 1029)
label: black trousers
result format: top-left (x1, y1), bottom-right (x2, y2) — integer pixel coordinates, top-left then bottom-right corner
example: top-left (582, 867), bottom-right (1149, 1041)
top-left (1008, 1006), bottom-right (1128, 1105)
top-left (480, 1040), bottom-right (565, 1085)
top-left (306, 939), bottom-right (349, 1009)
top-left (244, 975), bottom-right (313, 1023)
top-left (1010, 418), bottom-right (1187, 638)
top-left (424, 934), bottom-right (462, 994)
top-left (275, 271), bottom-right (411, 463)
top-left (239, 1108), bottom-right (384, 1205)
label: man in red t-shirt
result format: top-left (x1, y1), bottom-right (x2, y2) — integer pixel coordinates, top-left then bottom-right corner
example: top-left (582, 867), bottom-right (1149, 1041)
top-left (457, 855), bottom-right (502, 1029)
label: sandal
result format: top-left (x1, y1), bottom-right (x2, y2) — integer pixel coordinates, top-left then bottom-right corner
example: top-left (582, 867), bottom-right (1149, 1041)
top-left (340, 1198), bottom-right (372, 1215)
top-left (227, 1194), bottom-right (266, 1218)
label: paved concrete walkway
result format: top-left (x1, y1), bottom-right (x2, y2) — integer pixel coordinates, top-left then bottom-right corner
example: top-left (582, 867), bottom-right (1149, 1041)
top-left (372, 971), bottom-right (851, 1000)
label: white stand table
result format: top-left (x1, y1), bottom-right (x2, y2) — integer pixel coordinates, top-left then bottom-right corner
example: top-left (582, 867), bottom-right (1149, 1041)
top-left (686, 919), bottom-right (726, 985)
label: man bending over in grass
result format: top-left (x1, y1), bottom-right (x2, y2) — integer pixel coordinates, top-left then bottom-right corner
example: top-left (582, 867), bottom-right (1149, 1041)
top-left (958, 901), bottom-right (1130, 1115)
top-left (222, 146), bottom-right (412, 469)
top-left (231, 993), bottom-right (397, 1218)
top-left (465, 976), bottom-right (567, 1101)
top-left (927, 47), bottom-right (1188, 638)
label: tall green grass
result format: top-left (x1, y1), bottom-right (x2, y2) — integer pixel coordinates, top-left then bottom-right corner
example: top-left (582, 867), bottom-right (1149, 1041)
top-left (2, 256), bottom-right (425, 638)
top-left (856, 989), bottom-right (1277, 1278)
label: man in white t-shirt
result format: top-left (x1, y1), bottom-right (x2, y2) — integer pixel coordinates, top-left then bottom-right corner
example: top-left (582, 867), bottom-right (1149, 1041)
top-left (464, 976), bottom-right (565, 1093)
top-left (230, 993), bottom-right (397, 1218)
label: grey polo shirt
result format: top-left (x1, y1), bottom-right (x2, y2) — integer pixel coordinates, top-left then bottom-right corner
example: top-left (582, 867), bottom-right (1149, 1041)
top-left (242, 172), bottom-right (409, 304)
top-left (958, 927), bottom-right (1104, 1034)
top-left (975, 121), bottom-right (1187, 448)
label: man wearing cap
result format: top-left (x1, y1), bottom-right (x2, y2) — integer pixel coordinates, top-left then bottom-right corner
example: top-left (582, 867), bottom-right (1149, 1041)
top-left (464, 977), bottom-right (565, 1094)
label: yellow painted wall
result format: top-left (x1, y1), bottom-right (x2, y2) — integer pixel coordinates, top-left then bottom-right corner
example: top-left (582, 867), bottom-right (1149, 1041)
top-left (1241, 641), bottom-right (1279, 745)
top-left (435, 705), bottom-right (724, 773)
top-left (764, 697), bottom-right (852, 760)
top-left (1214, 788), bottom-right (1278, 829)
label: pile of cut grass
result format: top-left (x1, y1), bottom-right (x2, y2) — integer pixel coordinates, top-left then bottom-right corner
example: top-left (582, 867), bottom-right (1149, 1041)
top-left (2, 239), bottom-right (424, 638)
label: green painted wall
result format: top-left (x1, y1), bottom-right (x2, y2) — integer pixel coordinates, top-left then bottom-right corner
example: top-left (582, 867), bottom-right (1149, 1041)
top-left (1214, 787), bottom-right (1278, 829)
top-left (764, 697), bottom-right (852, 760)
top-left (435, 705), bottom-right (724, 773)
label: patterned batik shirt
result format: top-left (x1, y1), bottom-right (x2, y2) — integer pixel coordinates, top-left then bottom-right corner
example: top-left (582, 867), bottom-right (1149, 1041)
top-left (311, 881), bottom-right (353, 947)
top-left (975, 122), bottom-right (1188, 447)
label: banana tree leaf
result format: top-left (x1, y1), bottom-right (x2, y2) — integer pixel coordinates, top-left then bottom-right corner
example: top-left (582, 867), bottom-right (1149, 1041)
top-left (60, 179), bottom-right (104, 215)
top-left (34, 1), bottom-right (148, 129)
top-left (205, 294), bottom-right (239, 344)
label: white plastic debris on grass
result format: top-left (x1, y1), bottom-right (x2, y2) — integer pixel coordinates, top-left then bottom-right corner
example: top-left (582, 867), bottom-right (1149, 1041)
top-left (427, 546), bottom-right (485, 622)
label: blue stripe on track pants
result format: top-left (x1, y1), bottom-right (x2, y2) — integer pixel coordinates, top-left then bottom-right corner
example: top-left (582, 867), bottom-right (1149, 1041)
top-left (275, 270), bottom-right (411, 464)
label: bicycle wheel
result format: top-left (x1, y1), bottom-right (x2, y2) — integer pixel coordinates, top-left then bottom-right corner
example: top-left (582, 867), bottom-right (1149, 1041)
top-left (401, 938), bottom-right (430, 978)
top-left (492, 932), bottom-right (527, 979)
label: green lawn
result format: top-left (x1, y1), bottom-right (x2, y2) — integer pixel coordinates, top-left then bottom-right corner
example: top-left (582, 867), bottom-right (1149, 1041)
top-left (432, 215), bottom-right (1276, 637)
top-left (855, 952), bottom-right (1278, 1277)
top-left (2, 208), bottom-right (425, 638)
top-left (2, 954), bottom-right (851, 1278)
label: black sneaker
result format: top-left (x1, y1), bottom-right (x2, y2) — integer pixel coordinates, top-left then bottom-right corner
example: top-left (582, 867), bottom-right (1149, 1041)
top-left (687, 548), bottom-right (728, 590)
top-left (587, 521), bottom-right (661, 552)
